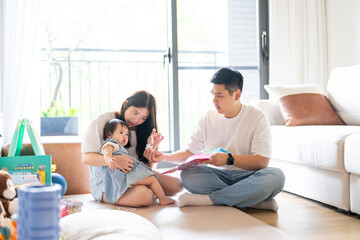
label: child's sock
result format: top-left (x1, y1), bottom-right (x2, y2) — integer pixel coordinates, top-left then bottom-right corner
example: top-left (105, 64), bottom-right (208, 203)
top-left (178, 193), bottom-right (214, 207)
top-left (250, 199), bottom-right (279, 212)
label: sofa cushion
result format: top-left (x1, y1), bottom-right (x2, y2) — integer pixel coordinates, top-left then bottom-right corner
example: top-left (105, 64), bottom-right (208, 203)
top-left (43, 142), bottom-right (91, 195)
top-left (250, 100), bottom-right (285, 125)
top-left (344, 131), bottom-right (360, 175)
top-left (271, 125), bottom-right (360, 172)
top-left (264, 84), bottom-right (325, 100)
top-left (278, 93), bottom-right (345, 126)
top-left (327, 65), bottom-right (360, 125)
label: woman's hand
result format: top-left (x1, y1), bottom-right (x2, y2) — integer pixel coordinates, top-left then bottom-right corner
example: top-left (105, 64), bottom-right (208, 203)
top-left (105, 157), bottom-right (117, 170)
top-left (144, 148), bottom-right (166, 163)
top-left (147, 128), bottom-right (164, 149)
top-left (112, 155), bottom-right (134, 173)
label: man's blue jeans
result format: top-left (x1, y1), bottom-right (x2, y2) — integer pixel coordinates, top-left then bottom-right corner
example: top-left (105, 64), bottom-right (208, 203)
top-left (180, 165), bottom-right (285, 208)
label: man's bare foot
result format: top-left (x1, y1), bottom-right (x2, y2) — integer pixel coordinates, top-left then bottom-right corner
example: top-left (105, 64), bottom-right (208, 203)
top-left (159, 197), bottom-right (175, 206)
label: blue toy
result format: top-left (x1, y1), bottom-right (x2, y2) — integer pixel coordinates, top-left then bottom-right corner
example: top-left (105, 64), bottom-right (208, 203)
top-left (51, 173), bottom-right (67, 196)
top-left (17, 185), bottom-right (61, 240)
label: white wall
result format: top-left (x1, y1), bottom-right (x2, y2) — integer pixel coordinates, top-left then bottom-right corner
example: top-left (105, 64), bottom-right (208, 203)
top-left (326, 0), bottom-right (360, 73)
top-left (0, 0), bottom-right (3, 115)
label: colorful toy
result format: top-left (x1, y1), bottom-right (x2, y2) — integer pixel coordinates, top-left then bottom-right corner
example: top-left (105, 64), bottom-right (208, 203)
top-left (60, 199), bottom-right (82, 215)
top-left (17, 185), bottom-right (61, 239)
top-left (59, 204), bottom-right (68, 218)
top-left (0, 217), bottom-right (17, 240)
top-left (0, 171), bottom-right (18, 218)
top-left (52, 173), bottom-right (67, 196)
top-left (0, 199), bottom-right (17, 240)
top-left (36, 166), bottom-right (46, 184)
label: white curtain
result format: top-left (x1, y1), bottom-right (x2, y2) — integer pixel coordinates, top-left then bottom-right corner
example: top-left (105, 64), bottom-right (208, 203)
top-left (1, 0), bottom-right (42, 143)
top-left (269, 0), bottom-right (328, 89)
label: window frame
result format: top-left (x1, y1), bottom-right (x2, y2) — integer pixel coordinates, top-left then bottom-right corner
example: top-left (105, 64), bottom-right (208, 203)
top-left (169, 0), bottom-right (269, 151)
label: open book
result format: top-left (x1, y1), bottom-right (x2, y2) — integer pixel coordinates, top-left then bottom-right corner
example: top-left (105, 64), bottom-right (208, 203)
top-left (161, 147), bottom-right (227, 174)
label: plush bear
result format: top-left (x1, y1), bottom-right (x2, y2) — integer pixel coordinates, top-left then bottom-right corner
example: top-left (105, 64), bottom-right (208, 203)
top-left (0, 171), bottom-right (18, 218)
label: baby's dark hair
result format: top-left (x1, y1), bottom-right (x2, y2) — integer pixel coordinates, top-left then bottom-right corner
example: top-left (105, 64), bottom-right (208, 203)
top-left (103, 118), bottom-right (131, 148)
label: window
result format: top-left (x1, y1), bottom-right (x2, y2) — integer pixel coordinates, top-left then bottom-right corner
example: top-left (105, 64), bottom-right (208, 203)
top-left (39, 0), bottom-right (171, 149)
top-left (38, 0), bottom-right (268, 151)
top-left (177, 0), bottom-right (262, 148)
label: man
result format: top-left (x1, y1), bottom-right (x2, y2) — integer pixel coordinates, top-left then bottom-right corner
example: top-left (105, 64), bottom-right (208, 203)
top-left (145, 67), bottom-right (285, 211)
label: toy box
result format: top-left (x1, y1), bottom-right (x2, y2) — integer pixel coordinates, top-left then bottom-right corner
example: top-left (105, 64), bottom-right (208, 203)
top-left (0, 119), bottom-right (51, 185)
top-left (60, 199), bottom-right (82, 215)
top-left (0, 155), bottom-right (51, 185)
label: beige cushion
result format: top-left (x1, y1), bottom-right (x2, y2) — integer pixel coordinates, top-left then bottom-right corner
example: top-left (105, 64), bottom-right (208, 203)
top-left (60, 210), bottom-right (162, 240)
top-left (250, 100), bottom-right (285, 125)
top-left (264, 84), bottom-right (325, 100)
top-left (278, 93), bottom-right (345, 126)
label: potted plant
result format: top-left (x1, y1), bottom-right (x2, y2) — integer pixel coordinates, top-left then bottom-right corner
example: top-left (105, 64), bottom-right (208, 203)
top-left (40, 22), bottom-right (83, 136)
top-left (41, 102), bottom-right (79, 136)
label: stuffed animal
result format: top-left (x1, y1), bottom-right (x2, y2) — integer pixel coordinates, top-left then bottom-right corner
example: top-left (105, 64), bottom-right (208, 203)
top-left (0, 171), bottom-right (18, 218)
top-left (0, 217), bottom-right (17, 240)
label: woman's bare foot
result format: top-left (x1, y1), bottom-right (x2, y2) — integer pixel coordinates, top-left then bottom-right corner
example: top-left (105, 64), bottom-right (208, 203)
top-left (159, 197), bottom-right (175, 206)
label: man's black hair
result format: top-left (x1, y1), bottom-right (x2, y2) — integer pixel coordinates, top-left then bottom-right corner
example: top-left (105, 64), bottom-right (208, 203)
top-left (210, 67), bottom-right (244, 94)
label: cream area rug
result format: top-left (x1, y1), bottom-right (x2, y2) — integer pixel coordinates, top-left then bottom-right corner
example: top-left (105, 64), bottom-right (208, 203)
top-left (61, 194), bottom-right (293, 240)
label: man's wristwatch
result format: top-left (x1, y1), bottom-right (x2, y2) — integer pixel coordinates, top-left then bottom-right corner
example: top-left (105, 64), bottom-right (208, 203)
top-left (227, 153), bottom-right (234, 165)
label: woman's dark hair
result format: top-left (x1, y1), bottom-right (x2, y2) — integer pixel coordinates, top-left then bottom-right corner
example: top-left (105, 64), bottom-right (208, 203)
top-left (103, 119), bottom-right (131, 148)
top-left (210, 67), bottom-right (244, 94)
top-left (115, 90), bottom-right (158, 163)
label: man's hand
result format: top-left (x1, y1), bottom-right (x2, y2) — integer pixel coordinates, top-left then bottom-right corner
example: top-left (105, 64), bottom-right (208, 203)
top-left (203, 153), bottom-right (228, 167)
top-left (147, 128), bottom-right (164, 149)
top-left (144, 148), bottom-right (166, 163)
top-left (112, 155), bottom-right (134, 173)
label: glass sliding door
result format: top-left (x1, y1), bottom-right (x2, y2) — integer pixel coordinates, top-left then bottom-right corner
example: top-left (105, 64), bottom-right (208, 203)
top-left (177, 0), bottom-right (261, 149)
top-left (37, 0), bottom-right (267, 153)
top-left (39, 0), bottom-right (172, 151)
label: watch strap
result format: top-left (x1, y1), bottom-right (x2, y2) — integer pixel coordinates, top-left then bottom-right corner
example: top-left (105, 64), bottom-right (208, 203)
top-left (227, 153), bottom-right (234, 165)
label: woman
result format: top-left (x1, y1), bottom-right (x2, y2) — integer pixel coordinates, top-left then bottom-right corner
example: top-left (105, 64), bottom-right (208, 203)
top-left (82, 90), bottom-right (182, 207)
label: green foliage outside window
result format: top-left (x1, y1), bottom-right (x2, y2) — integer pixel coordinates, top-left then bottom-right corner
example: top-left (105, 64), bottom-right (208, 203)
top-left (41, 101), bottom-right (79, 117)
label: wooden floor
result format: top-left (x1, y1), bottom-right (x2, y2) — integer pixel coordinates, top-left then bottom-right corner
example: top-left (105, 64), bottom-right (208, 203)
top-left (243, 191), bottom-right (360, 240)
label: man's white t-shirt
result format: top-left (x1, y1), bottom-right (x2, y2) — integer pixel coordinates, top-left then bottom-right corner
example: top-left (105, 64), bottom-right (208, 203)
top-left (186, 104), bottom-right (271, 170)
top-left (81, 111), bottom-right (139, 159)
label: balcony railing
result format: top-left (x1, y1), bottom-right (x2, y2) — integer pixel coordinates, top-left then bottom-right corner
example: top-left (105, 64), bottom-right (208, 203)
top-left (40, 48), bottom-right (259, 147)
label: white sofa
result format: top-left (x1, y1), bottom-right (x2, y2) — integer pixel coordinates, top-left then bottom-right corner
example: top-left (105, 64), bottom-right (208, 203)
top-left (254, 65), bottom-right (360, 213)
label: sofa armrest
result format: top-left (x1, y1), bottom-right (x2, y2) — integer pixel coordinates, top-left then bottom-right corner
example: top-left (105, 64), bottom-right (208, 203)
top-left (250, 100), bottom-right (285, 125)
top-left (345, 131), bottom-right (360, 175)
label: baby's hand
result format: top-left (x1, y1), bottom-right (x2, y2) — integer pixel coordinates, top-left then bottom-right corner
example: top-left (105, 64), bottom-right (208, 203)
top-left (105, 157), bottom-right (117, 170)
top-left (147, 128), bottom-right (164, 149)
